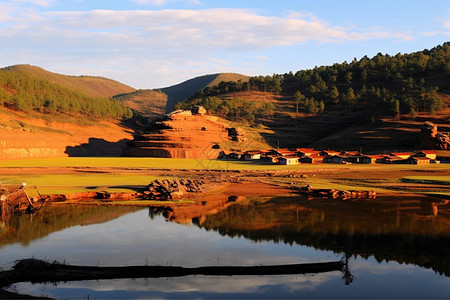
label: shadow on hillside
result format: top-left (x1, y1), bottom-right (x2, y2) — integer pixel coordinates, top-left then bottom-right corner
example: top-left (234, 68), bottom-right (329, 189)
top-left (65, 138), bottom-right (130, 157)
top-left (162, 74), bottom-right (219, 112)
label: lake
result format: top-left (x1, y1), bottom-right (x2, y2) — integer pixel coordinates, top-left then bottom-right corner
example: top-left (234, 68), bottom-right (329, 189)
top-left (1, 194), bottom-right (449, 299)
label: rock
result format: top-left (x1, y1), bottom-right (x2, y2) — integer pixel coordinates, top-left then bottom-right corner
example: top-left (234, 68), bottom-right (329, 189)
top-left (420, 121), bottom-right (450, 150)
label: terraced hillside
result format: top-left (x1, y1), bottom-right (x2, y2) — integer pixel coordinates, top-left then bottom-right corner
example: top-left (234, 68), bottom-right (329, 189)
top-left (122, 110), bottom-right (271, 159)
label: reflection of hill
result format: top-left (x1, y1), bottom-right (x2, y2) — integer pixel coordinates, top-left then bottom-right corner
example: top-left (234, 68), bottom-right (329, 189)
top-left (0, 205), bottom-right (141, 247)
top-left (149, 194), bottom-right (248, 225)
top-left (188, 196), bottom-right (450, 277)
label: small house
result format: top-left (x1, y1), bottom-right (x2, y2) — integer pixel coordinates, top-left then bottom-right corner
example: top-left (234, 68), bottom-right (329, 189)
top-left (243, 151), bottom-right (261, 160)
top-left (278, 156), bottom-right (299, 165)
top-left (381, 155), bottom-right (406, 164)
top-left (407, 157), bottom-right (431, 165)
top-left (435, 150), bottom-right (450, 163)
top-left (300, 154), bottom-right (325, 164)
top-left (319, 150), bottom-right (340, 157)
top-left (323, 155), bottom-right (347, 164)
top-left (227, 151), bottom-right (244, 160)
top-left (413, 150), bottom-right (437, 160)
top-left (389, 152), bottom-right (411, 160)
top-left (268, 148), bottom-right (297, 157)
top-left (293, 148), bottom-right (319, 156)
top-left (260, 155), bottom-right (279, 164)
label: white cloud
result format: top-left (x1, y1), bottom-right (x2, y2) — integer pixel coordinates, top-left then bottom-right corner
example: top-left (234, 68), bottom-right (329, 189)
top-left (0, 7), bottom-right (430, 87)
top-left (443, 20), bottom-right (450, 29)
top-left (132, 0), bottom-right (167, 5)
top-left (12, 0), bottom-right (56, 7)
top-left (130, 0), bottom-right (203, 5)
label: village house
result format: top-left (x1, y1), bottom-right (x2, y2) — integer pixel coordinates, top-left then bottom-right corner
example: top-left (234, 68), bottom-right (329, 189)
top-left (299, 154), bottom-right (326, 164)
top-left (323, 155), bottom-right (348, 164)
top-left (340, 150), bottom-right (361, 156)
top-left (389, 152), bottom-right (411, 160)
top-left (225, 151), bottom-right (244, 160)
top-left (319, 150), bottom-right (340, 156)
top-left (406, 156), bottom-right (431, 165)
top-left (380, 154), bottom-right (407, 164)
top-left (344, 154), bottom-right (377, 164)
top-left (435, 150), bottom-right (450, 163)
top-left (278, 156), bottom-right (299, 165)
top-left (293, 148), bottom-right (320, 157)
top-left (413, 150), bottom-right (437, 160)
top-left (260, 155), bottom-right (279, 164)
top-left (242, 150), bottom-right (261, 160)
top-left (268, 148), bottom-right (297, 157)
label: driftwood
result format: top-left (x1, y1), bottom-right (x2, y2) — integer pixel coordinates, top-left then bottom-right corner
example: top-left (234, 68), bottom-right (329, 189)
top-left (0, 185), bottom-right (46, 221)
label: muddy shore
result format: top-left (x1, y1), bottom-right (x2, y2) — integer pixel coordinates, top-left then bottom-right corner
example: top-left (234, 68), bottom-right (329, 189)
top-left (1, 164), bottom-right (449, 206)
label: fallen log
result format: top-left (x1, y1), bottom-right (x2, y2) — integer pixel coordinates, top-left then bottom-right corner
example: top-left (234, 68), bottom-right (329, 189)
top-left (1, 258), bottom-right (344, 286)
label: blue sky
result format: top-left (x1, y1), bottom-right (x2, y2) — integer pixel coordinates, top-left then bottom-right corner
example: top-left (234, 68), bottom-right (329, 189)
top-left (0, 0), bottom-right (448, 88)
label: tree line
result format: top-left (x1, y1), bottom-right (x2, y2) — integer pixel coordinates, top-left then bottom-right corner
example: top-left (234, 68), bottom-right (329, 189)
top-left (178, 42), bottom-right (449, 120)
top-left (0, 70), bottom-right (134, 120)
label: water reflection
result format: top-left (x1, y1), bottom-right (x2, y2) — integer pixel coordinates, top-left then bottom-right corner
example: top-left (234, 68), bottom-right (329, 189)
top-left (1, 193), bottom-right (449, 298)
top-left (0, 205), bottom-right (141, 247)
top-left (149, 194), bottom-right (450, 277)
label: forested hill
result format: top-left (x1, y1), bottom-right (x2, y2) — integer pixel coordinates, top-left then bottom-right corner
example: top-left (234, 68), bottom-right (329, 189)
top-left (177, 43), bottom-right (449, 121)
top-left (2, 65), bottom-right (135, 98)
top-left (162, 73), bottom-right (250, 112)
top-left (0, 65), bottom-right (135, 120)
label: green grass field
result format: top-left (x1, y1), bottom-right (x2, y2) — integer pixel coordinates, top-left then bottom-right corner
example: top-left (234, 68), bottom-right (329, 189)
top-left (0, 174), bottom-right (167, 195)
top-left (1, 157), bottom-right (448, 195)
top-left (1, 157), bottom-right (449, 171)
top-left (402, 176), bottom-right (450, 185)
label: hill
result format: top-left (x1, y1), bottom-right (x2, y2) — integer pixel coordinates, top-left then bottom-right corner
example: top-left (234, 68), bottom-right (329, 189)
top-left (122, 109), bottom-right (271, 159)
top-left (113, 89), bottom-right (168, 119)
top-left (0, 65), bottom-right (138, 159)
top-left (175, 43), bottom-right (450, 152)
top-left (0, 107), bottom-right (134, 159)
top-left (0, 65), bottom-right (135, 120)
top-left (2, 65), bottom-right (135, 98)
top-left (161, 73), bottom-right (249, 112)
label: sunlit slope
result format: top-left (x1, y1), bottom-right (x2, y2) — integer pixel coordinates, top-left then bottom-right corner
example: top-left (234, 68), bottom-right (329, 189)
top-left (2, 65), bottom-right (135, 98)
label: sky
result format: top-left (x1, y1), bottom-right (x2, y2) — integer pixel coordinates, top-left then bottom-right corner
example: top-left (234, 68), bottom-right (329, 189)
top-left (0, 0), bottom-right (448, 89)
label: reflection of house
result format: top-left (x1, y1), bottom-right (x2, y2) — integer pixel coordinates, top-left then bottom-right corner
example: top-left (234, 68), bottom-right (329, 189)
top-left (413, 150), bottom-right (437, 160)
top-left (407, 157), bottom-right (431, 165)
top-left (278, 156), bottom-right (299, 165)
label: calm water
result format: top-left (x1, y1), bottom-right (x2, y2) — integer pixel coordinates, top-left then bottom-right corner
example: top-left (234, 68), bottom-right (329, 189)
top-left (1, 194), bottom-right (449, 299)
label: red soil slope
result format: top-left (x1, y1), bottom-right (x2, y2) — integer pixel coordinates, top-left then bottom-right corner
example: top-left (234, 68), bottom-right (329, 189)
top-left (0, 108), bottom-right (133, 159)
